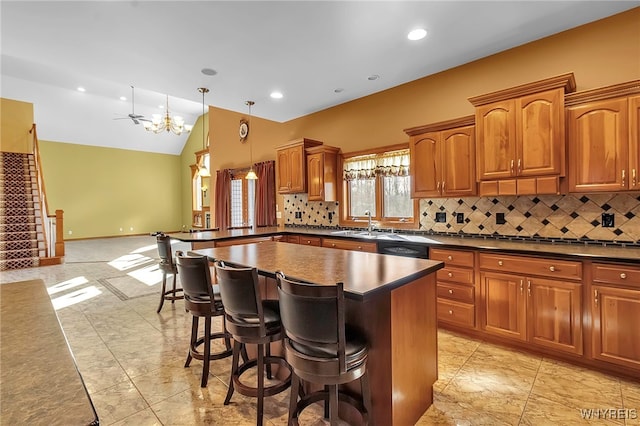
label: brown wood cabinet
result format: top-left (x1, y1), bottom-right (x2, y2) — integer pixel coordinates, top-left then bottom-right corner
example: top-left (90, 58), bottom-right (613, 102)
top-left (590, 262), bottom-right (640, 371)
top-left (469, 74), bottom-right (576, 195)
top-left (321, 237), bottom-right (376, 253)
top-left (566, 81), bottom-right (640, 192)
top-left (306, 145), bottom-right (340, 201)
top-left (282, 234), bottom-right (321, 246)
top-left (405, 117), bottom-right (476, 198)
top-left (212, 236), bottom-right (273, 247)
top-left (479, 252), bottom-right (583, 354)
top-left (430, 248), bottom-right (476, 328)
top-left (276, 138), bottom-right (322, 194)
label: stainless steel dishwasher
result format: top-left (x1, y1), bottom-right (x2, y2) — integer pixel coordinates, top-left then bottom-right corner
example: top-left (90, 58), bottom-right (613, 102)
top-left (376, 238), bottom-right (429, 259)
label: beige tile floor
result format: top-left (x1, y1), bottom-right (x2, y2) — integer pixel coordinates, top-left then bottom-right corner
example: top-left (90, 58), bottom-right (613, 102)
top-left (1, 235), bottom-right (638, 425)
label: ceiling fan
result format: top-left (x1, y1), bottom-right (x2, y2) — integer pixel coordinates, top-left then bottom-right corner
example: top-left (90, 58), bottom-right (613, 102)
top-left (114, 86), bottom-right (150, 125)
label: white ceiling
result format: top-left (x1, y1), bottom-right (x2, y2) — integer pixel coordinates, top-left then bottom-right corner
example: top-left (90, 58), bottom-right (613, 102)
top-left (2, 1), bottom-right (637, 155)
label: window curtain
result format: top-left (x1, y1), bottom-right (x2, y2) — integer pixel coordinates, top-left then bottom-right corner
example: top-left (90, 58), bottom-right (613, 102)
top-left (254, 160), bottom-right (276, 227)
top-left (215, 169), bottom-right (232, 230)
top-left (343, 149), bottom-right (409, 181)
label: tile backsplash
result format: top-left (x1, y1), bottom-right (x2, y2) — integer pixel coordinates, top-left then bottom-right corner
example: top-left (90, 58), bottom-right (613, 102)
top-left (284, 192), bottom-right (640, 243)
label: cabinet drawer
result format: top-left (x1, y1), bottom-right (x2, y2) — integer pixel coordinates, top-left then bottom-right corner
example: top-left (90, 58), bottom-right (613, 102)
top-left (213, 236), bottom-right (273, 247)
top-left (285, 235), bottom-right (300, 244)
top-left (298, 236), bottom-right (322, 246)
top-left (592, 263), bottom-right (640, 288)
top-left (430, 248), bottom-right (474, 267)
top-left (436, 266), bottom-right (474, 285)
top-left (437, 299), bottom-right (475, 327)
top-left (321, 238), bottom-right (377, 252)
top-left (437, 282), bottom-right (474, 303)
top-left (479, 253), bottom-right (582, 280)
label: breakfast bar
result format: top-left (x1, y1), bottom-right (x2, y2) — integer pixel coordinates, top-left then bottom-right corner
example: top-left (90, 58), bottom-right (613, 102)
top-left (191, 241), bottom-right (444, 426)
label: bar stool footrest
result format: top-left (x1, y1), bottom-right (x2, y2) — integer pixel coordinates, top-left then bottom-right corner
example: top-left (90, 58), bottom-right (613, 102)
top-left (189, 332), bottom-right (233, 362)
top-left (231, 355), bottom-right (292, 398)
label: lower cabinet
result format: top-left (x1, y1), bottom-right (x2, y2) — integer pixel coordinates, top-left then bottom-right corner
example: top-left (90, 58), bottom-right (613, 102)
top-left (430, 248), bottom-right (476, 328)
top-left (590, 262), bottom-right (640, 370)
top-left (321, 238), bottom-right (377, 252)
top-left (479, 253), bottom-right (583, 355)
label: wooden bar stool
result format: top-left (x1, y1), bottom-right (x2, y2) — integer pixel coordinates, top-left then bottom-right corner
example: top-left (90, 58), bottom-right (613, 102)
top-left (154, 232), bottom-right (183, 313)
top-left (175, 251), bottom-right (232, 387)
top-left (276, 271), bottom-right (373, 425)
top-left (214, 261), bottom-right (292, 426)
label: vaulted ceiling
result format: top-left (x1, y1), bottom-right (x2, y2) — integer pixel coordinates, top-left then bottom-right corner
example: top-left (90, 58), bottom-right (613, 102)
top-left (2, 1), bottom-right (636, 154)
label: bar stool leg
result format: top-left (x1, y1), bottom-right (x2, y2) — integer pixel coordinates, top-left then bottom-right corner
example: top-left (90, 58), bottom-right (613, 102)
top-left (157, 272), bottom-right (168, 313)
top-left (201, 316), bottom-right (212, 387)
top-left (224, 340), bottom-right (241, 404)
top-left (185, 316), bottom-right (198, 367)
top-left (257, 344), bottom-right (265, 426)
top-left (361, 371), bottom-right (373, 426)
top-left (288, 373), bottom-right (300, 424)
top-left (265, 342), bottom-right (273, 379)
top-left (329, 384), bottom-right (339, 424)
top-left (323, 385), bottom-right (330, 419)
top-left (170, 273), bottom-right (177, 305)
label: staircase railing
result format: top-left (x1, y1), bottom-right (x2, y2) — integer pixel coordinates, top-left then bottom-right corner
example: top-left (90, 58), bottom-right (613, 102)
top-left (29, 124), bottom-right (64, 257)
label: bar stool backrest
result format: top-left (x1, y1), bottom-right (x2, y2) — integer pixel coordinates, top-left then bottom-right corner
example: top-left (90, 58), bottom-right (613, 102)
top-left (175, 251), bottom-right (217, 308)
top-left (275, 272), bottom-right (346, 375)
top-left (156, 234), bottom-right (177, 274)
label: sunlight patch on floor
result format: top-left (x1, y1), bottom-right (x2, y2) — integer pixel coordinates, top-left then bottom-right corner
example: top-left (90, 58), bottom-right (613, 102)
top-left (51, 285), bottom-right (101, 310)
top-left (47, 276), bottom-right (89, 295)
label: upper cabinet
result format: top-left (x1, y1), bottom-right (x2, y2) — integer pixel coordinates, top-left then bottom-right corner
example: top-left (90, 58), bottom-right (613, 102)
top-left (565, 81), bottom-right (640, 192)
top-left (276, 138), bottom-right (323, 194)
top-left (405, 116), bottom-right (476, 198)
top-left (306, 145), bottom-right (340, 202)
top-left (469, 73), bottom-right (576, 196)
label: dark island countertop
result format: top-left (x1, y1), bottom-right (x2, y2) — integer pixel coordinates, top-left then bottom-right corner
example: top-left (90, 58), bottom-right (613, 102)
top-left (171, 226), bottom-right (640, 263)
top-left (190, 241), bottom-right (444, 300)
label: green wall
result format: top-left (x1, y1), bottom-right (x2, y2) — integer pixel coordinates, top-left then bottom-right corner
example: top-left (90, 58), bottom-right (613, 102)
top-left (39, 141), bottom-right (183, 240)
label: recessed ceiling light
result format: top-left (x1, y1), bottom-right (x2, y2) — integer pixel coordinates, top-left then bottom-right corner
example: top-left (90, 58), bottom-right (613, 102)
top-left (201, 68), bottom-right (217, 76)
top-left (334, 88), bottom-right (344, 93)
top-left (367, 75), bottom-right (380, 81)
top-left (77, 87), bottom-right (86, 92)
top-left (408, 28), bottom-right (427, 41)
top-left (270, 91), bottom-right (283, 99)
top-left (120, 96), bottom-right (127, 101)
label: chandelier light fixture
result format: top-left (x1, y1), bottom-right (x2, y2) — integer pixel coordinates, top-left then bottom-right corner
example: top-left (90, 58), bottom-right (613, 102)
top-left (143, 94), bottom-right (192, 135)
top-left (245, 100), bottom-right (257, 180)
top-left (197, 87), bottom-right (210, 177)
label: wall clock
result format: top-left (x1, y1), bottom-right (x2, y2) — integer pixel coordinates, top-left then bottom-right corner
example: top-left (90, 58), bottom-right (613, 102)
top-left (239, 119), bottom-right (249, 142)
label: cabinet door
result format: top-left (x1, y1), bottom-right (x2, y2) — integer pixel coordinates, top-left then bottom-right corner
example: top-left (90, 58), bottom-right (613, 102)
top-left (277, 148), bottom-right (292, 193)
top-left (591, 285), bottom-right (640, 370)
top-left (517, 89), bottom-right (564, 177)
top-left (476, 100), bottom-right (517, 180)
top-left (629, 95), bottom-right (640, 190)
top-left (410, 132), bottom-right (441, 197)
top-left (568, 98), bottom-right (629, 192)
top-left (528, 278), bottom-right (583, 355)
top-left (288, 145), bottom-right (306, 192)
top-left (480, 271), bottom-right (527, 341)
top-left (441, 125), bottom-right (476, 196)
top-left (307, 152), bottom-right (324, 200)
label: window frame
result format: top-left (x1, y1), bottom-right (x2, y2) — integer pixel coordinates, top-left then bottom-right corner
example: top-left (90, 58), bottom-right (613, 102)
top-left (229, 170), bottom-right (255, 229)
top-left (338, 143), bottom-right (419, 230)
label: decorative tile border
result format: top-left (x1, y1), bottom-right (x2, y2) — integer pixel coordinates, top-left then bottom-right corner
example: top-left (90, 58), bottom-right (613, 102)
top-left (284, 192), bottom-right (640, 244)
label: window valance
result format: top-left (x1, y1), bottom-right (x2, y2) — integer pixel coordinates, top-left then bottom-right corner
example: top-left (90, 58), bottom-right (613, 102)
top-left (343, 149), bottom-right (409, 181)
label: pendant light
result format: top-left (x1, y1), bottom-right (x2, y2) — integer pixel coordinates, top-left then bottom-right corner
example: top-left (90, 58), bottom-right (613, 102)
top-left (245, 100), bottom-right (257, 180)
top-left (197, 87), bottom-right (210, 177)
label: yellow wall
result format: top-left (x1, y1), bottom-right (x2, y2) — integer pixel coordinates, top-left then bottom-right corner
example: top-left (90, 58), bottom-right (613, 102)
top-left (39, 141), bottom-right (182, 239)
top-left (180, 113), bottom-right (209, 229)
top-left (208, 8), bottom-right (640, 227)
top-left (1, 98), bottom-right (34, 153)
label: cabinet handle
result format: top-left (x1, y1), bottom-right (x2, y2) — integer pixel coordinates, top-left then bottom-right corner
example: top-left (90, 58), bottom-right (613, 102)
top-left (549, 266), bottom-right (555, 272)
top-left (517, 158), bottom-right (522, 174)
top-left (357, 246), bottom-right (362, 250)
top-left (527, 280), bottom-right (531, 297)
top-left (448, 310), bottom-right (453, 315)
top-left (594, 289), bottom-right (599, 305)
top-left (442, 181), bottom-right (446, 192)
top-left (510, 160), bottom-right (515, 175)
top-left (498, 260), bottom-right (503, 266)
top-left (633, 169), bottom-right (637, 188)
top-left (448, 272), bottom-right (453, 278)
top-left (448, 289), bottom-right (454, 294)
top-left (622, 169), bottom-right (626, 187)
top-left (437, 182), bottom-right (441, 192)
top-left (306, 240), bottom-right (311, 244)
top-left (447, 255), bottom-right (453, 261)
top-left (331, 243), bottom-right (336, 247)
top-left (520, 280), bottom-right (523, 295)
top-left (620, 273), bottom-right (627, 279)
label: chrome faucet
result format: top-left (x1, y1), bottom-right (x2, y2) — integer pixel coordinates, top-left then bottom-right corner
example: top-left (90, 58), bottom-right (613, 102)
top-left (364, 210), bottom-right (373, 235)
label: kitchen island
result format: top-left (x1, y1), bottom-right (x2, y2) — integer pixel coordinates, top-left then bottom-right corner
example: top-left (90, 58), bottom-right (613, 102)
top-left (191, 241), bottom-right (444, 426)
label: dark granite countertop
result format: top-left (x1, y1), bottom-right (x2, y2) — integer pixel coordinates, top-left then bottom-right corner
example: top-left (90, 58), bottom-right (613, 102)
top-left (170, 226), bottom-right (640, 264)
top-left (191, 241), bottom-right (443, 300)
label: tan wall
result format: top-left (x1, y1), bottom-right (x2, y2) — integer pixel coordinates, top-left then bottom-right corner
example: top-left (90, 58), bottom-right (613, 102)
top-left (39, 141), bottom-right (183, 240)
top-left (1, 98), bottom-right (34, 153)
top-left (208, 8), bottom-right (640, 227)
